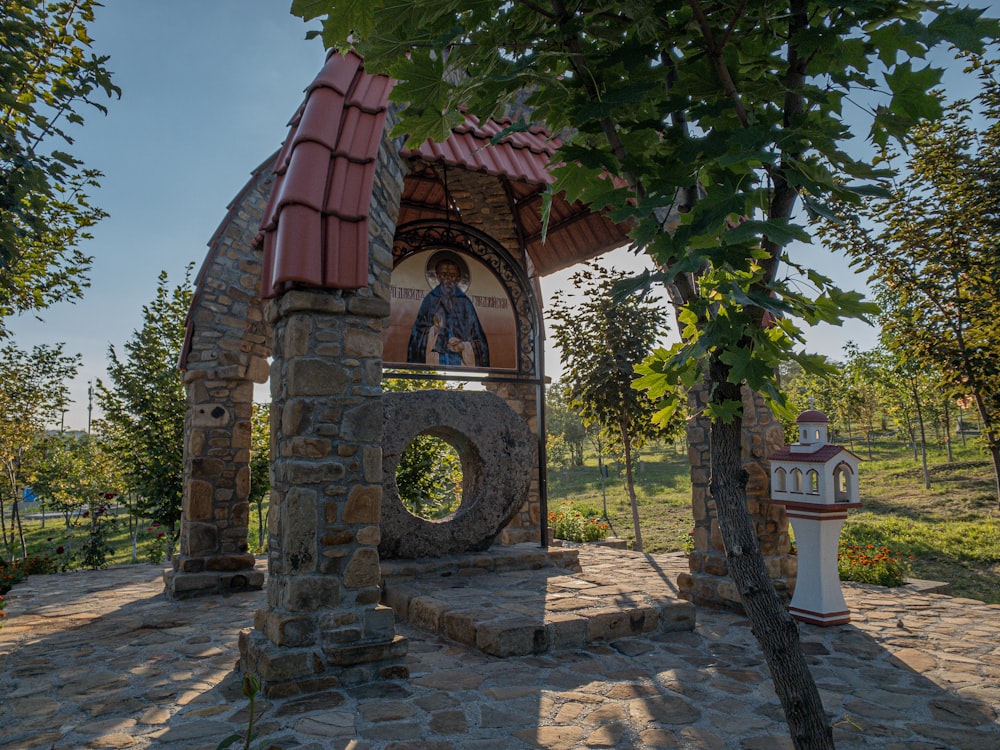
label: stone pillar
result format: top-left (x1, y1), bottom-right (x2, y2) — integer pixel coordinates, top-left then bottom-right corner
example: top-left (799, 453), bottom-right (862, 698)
top-left (678, 382), bottom-right (797, 606)
top-left (487, 381), bottom-right (542, 545)
top-left (164, 376), bottom-right (265, 598)
top-left (239, 290), bottom-right (406, 697)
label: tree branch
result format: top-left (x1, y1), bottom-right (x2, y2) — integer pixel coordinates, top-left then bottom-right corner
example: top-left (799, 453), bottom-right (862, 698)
top-left (687, 0), bottom-right (750, 129)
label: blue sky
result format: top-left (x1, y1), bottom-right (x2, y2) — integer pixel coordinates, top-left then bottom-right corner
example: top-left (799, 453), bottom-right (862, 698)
top-left (9, 1), bottom-right (994, 429)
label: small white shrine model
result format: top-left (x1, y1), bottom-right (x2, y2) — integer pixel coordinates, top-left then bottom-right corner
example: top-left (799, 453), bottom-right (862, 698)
top-left (769, 410), bottom-right (861, 625)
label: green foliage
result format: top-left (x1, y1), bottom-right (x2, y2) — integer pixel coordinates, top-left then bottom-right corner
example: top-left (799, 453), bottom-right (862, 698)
top-left (76, 499), bottom-right (115, 569)
top-left (0, 0), bottom-right (120, 333)
top-left (383, 375), bottom-right (463, 519)
top-left (291, 0), bottom-right (996, 424)
top-left (248, 402), bottom-right (270, 553)
top-left (548, 502), bottom-right (610, 544)
top-left (822, 56), bottom-right (1000, 504)
top-left (837, 541), bottom-right (912, 587)
top-left (546, 384), bottom-right (587, 467)
top-left (395, 435), bottom-right (461, 519)
top-left (549, 261), bottom-right (676, 551)
top-left (0, 341), bottom-right (78, 556)
top-left (97, 266), bottom-right (192, 535)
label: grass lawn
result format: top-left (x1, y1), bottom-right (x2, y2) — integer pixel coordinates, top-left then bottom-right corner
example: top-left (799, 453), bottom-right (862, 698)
top-left (549, 437), bottom-right (1000, 603)
top-left (4, 434), bottom-right (997, 603)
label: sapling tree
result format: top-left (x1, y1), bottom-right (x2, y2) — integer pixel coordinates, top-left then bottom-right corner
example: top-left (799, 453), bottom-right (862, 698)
top-left (291, 2), bottom-right (998, 745)
top-left (549, 262), bottom-right (673, 551)
top-left (0, 342), bottom-right (78, 557)
top-left (97, 266), bottom-right (192, 546)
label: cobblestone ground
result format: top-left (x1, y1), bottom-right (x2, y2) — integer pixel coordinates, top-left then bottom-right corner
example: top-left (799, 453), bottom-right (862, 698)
top-left (1, 547), bottom-right (998, 749)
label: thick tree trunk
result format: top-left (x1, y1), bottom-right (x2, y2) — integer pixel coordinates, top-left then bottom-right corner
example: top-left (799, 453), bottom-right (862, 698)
top-left (709, 361), bottom-right (834, 749)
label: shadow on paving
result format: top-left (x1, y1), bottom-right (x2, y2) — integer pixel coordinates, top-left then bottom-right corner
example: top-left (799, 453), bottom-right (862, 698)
top-left (0, 552), bottom-right (997, 749)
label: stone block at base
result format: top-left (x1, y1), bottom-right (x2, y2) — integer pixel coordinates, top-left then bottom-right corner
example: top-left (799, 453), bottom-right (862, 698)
top-left (163, 566), bottom-right (265, 599)
top-left (238, 628), bottom-right (408, 698)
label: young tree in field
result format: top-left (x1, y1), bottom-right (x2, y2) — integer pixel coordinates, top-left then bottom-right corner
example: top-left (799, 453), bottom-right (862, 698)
top-left (292, 2), bottom-right (998, 745)
top-left (549, 262), bottom-right (672, 552)
top-left (824, 57), bottom-right (1000, 506)
top-left (0, 342), bottom-right (78, 557)
top-left (842, 343), bottom-right (882, 460)
top-left (97, 266), bottom-right (192, 542)
top-left (0, 1), bottom-right (120, 334)
top-left (28, 430), bottom-right (123, 566)
top-left (249, 402), bottom-right (270, 553)
top-left (545, 384), bottom-right (587, 468)
top-left (866, 342), bottom-right (937, 487)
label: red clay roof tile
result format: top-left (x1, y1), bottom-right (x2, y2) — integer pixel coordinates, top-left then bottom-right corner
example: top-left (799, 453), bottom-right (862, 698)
top-left (269, 140), bottom-right (331, 213)
top-left (260, 51), bottom-right (631, 297)
top-left (769, 444), bottom-right (861, 464)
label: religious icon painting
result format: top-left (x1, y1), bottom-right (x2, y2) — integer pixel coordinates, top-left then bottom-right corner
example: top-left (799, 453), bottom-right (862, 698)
top-left (384, 248), bottom-right (518, 371)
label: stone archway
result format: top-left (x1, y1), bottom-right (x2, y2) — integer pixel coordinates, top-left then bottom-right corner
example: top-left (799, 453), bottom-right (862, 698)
top-left (164, 156), bottom-right (274, 598)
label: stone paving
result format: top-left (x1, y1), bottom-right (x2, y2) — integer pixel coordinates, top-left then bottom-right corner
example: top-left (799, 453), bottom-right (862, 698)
top-left (1, 546), bottom-right (999, 749)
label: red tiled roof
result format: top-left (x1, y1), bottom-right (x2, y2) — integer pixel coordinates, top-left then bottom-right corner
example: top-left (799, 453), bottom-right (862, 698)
top-left (400, 116), bottom-right (630, 276)
top-left (768, 444), bottom-right (859, 464)
top-left (259, 52), bottom-right (631, 298)
top-left (796, 409), bottom-right (829, 423)
top-left (260, 51), bottom-right (391, 298)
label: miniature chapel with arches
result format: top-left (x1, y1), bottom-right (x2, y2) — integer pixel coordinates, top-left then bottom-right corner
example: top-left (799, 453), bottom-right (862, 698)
top-left (769, 410), bottom-right (860, 506)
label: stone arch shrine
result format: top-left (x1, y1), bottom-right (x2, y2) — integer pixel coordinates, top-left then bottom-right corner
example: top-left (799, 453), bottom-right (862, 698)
top-left (165, 51), bottom-right (795, 693)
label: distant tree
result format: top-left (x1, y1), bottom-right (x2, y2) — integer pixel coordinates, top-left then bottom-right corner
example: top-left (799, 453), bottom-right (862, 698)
top-left (0, 0), bottom-right (119, 334)
top-left (0, 341), bottom-right (78, 557)
top-left (824, 57), bottom-right (1000, 505)
top-left (545, 384), bottom-right (586, 467)
top-left (549, 262), bottom-right (673, 552)
top-left (29, 430), bottom-right (123, 566)
top-left (842, 343), bottom-right (882, 460)
top-left (97, 267), bottom-right (192, 540)
top-left (249, 402), bottom-right (270, 552)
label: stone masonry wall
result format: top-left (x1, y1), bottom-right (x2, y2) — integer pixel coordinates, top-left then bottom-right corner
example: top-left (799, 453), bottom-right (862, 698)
top-left (488, 381), bottom-right (542, 545)
top-left (678, 382), bottom-right (797, 607)
top-left (166, 161), bottom-right (274, 598)
top-left (239, 123), bottom-right (409, 696)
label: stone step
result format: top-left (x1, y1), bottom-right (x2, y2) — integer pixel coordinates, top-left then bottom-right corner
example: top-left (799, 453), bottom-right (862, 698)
top-left (380, 544), bottom-right (696, 657)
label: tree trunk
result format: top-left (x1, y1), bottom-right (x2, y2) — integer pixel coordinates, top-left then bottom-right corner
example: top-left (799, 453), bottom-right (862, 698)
top-left (970, 392), bottom-right (1000, 510)
top-left (709, 361), bottom-right (834, 749)
top-left (11, 498), bottom-right (26, 559)
top-left (942, 399), bottom-right (954, 462)
top-left (0, 492), bottom-right (8, 549)
top-left (621, 422), bottom-right (643, 552)
top-left (911, 383), bottom-right (930, 489)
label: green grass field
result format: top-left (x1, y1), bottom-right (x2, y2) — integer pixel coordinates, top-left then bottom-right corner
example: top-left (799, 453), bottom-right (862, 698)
top-left (5, 434), bottom-right (998, 602)
top-left (548, 437), bottom-right (1000, 603)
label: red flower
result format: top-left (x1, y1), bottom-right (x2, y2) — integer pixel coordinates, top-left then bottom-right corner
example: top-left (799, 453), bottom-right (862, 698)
top-left (56, 546), bottom-right (65, 555)
top-left (82, 511), bottom-right (89, 518)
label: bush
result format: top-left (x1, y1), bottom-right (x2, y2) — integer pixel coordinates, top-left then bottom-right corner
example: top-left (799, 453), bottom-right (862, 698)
top-left (838, 542), bottom-right (912, 587)
top-left (549, 503), bottom-right (610, 543)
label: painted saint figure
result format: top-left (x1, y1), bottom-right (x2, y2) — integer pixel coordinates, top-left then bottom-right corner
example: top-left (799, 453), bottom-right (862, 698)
top-left (407, 253), bottom-right (490, 367)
